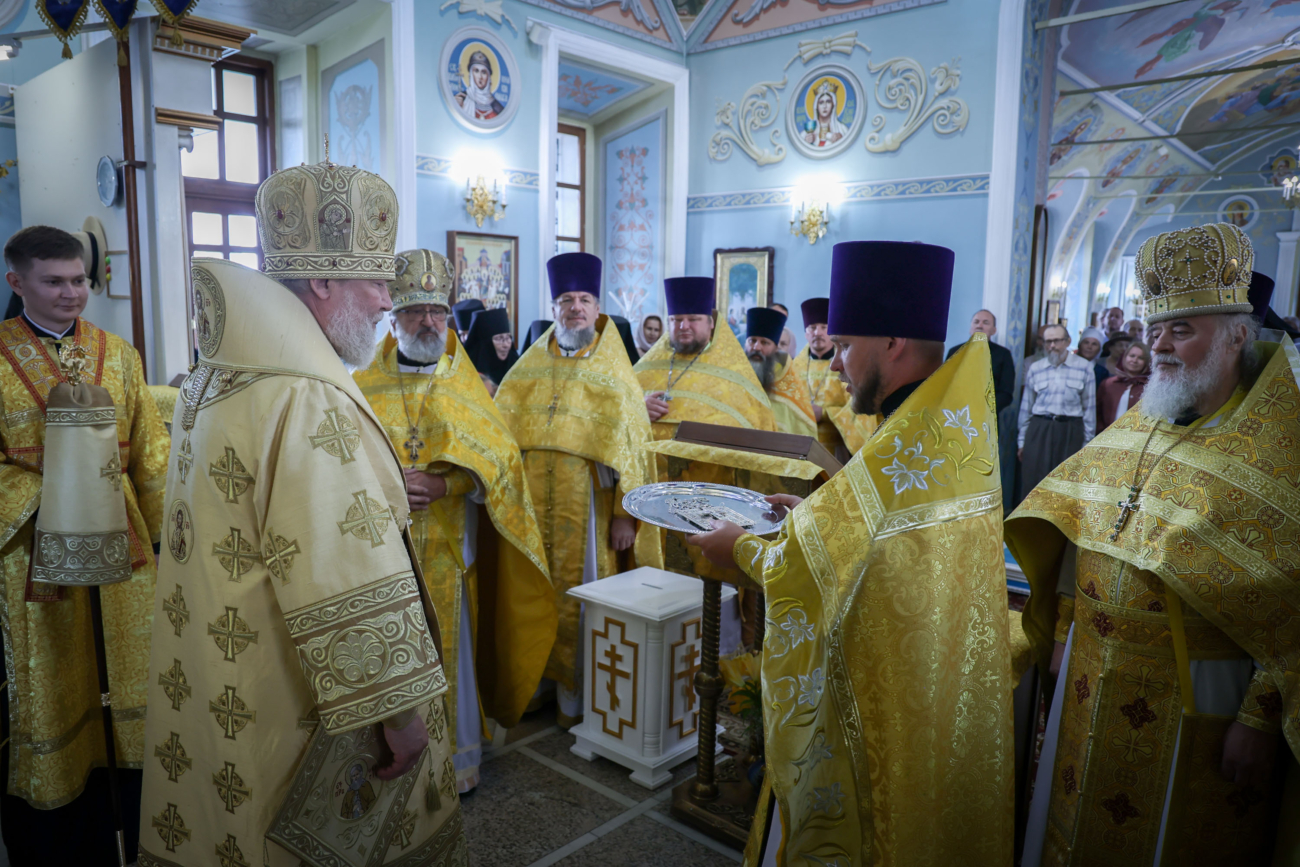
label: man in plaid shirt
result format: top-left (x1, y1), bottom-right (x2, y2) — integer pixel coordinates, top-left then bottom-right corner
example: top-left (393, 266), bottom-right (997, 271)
top-left (1018, 323), bottom-right (1095, 499)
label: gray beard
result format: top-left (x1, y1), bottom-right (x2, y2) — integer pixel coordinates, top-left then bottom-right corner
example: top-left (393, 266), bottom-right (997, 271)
top-left (749, 353), bottom-right (778, 390)
top-left (1141, 346), bottom-right (1233, 422)
top-left (396, 329), bottom-right (445, 365)
top-left (556, 323), bottom-right (595, 352)
top-left (324, 290), bottom-right (381, 369)
top-left (1047, 348), bottom-right (1068, 366)
top-left (670, 336), bottom-right (706, 356)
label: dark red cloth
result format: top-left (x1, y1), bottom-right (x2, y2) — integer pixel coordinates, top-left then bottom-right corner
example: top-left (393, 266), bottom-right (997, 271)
top-left (1098, 374), bottom-right (1148, 430)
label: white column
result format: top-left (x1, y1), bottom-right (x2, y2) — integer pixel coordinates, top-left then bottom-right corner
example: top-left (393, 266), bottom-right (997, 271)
top-left (1275, 214), bottom-right (1300, 319)
top-left (980, 0), bottom-right (1029, 334)
top-left (529, 21), bottom-right (559, 316)
top-left (383, 0), bottom-right (417, 251)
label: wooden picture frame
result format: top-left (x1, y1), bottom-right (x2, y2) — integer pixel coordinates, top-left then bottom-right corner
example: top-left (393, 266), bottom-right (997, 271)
top-left (714, 246), bottom-right (774, 339)
top-left (446, 230), bottom-right (520, 339)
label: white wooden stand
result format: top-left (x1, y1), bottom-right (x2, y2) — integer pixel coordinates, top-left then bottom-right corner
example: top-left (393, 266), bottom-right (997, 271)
top-left (567, 567), bottom-right (735, 789)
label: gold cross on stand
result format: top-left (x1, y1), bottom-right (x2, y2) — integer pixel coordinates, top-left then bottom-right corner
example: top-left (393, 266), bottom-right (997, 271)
top-left (213, 762), bottom-right (251, 814)
top-left (1110, 488), bottom-right (1140, 542)
top-left (213, 528), bottom-right (261, 583)
top-left (152, 803), bottom-right (191, 853)
top-left (208, 607), bottom-right (259, 663)
top-left (597, 643), bottom-right (630, 711)
top-left (209, 447), bottom-right (254, 504)
top-left (210, 685), bottom-right (256, 740)
top-left (676, 643), bottom-right (700, 713)
top-left (154, 732), bottom-right (192, 783)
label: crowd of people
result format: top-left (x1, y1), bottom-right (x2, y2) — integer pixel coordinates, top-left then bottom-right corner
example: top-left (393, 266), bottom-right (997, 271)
top-left (0, 153), bottom-right (1296, 867)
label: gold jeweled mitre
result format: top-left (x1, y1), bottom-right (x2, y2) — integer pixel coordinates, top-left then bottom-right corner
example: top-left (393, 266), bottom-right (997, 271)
top-left (1136, 222), bottom-right (1254, 323)
top-left (389, 249), bottom-right (454, 312)
top-left (254, 151), bottom-right (399, 281)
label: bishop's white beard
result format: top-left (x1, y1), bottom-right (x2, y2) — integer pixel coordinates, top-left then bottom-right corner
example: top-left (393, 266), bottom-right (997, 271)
top-left (324, 289), bottom-right (382, 369)
top-left (396, 328), bottom-right (445, 365)
top-left (555, 323), bottom-right (595, 352)
top-left (1141, 335), bottom-right (1235, 422)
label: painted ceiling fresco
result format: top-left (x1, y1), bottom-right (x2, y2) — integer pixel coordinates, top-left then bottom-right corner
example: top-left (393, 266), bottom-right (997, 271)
top-left (1047, 0), bottom-right (1300, 315)
top-left (557, 60), bottom-right (651, 118)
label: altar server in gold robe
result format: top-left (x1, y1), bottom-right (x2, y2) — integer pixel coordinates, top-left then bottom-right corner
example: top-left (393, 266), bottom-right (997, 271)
top-left (1009, 223), bottom-right (1300, 867)
top-left (138, 157), bottom-right (465, 867)
top-left (744, 306), bottom-right (817, 437)
top-left (790, 297), bottom-right (853, 458)
top-left (690, 240), bottom-right (1014, 867)
top-left (494, 252), bottom-right (660, 727)
top-left (637, 276), bottom-right (777, 438)
top-left (354, 248), bottom-right (554, 793)
top-left (0, 225), bottom-right (168, 864)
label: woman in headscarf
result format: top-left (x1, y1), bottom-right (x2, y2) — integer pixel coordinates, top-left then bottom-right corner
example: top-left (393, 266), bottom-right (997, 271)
top-left (456, 51), bottom-right (505, 121)
top-left (634, 315), bottom-right (662, 356)
top-left (452, 298), bottom-right (484, 342)
top-left (1097, 341), bottom-right (1150, 430)
top-left (465, 307), bottom-right (518, 394)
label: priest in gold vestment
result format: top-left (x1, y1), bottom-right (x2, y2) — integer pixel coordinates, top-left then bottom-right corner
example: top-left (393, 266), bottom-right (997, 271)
top-left (789, 297), bottom-right (853, 458)
top-left (494, 252), bottom-right (661, 727)
top-left (138, 159), bottom-right (465, 867)
top-left (636, 276), bottom-right (777, 439)
top-left (0, 225), bottom-right (168, 863)
top-left (355, 248), bottom-right (554, 793)
top-left (691, 241), bottom-right (1014, 867)
top-left (744, 306), bottom-right (817, 438)
top-left (1009, 223), bottom-right (1300, 867)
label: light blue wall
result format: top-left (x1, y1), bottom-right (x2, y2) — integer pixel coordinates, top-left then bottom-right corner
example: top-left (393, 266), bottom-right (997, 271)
top-left (683, 0), bottom-right (1000, 350)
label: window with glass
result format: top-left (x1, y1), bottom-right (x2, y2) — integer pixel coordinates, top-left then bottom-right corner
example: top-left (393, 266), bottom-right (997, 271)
top-left (556, 125), bottom-right (585, 255)
top-left (184, 57), bottom-right (275, 268)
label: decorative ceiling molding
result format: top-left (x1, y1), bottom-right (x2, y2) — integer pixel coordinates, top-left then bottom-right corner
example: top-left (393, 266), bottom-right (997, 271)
top-left (557, 59), bottom-right (652, 118)
top-left (514, 0), bottom-right (686, 50)
top-left (685, 0), bottom-right (943, 54)
top-left (153, 15), bottom-right (253, 60)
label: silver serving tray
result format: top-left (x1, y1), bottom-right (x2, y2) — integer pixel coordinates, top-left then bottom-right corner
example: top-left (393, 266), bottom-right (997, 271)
top-left (622, 482), bottom-right (789, 535)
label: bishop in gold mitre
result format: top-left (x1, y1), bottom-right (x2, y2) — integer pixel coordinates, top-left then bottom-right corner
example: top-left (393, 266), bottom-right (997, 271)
top-left (789, 297), bottom-right (857, 459)
top-left (1010, 223), bottom-right (1300, 866)
top-left (690, 240), bottom-right (1014, 867)
top-left (636, 276), bottom-right (778, 438)
top-left (354, 248), bottom-right (555, 794)
top-left (0, 225), bottom-right (169, 863)
top-left (137, 156), bottom-right (466, 867)
top-left (494, 252), bottom-right (661, 727)
top-left (743, 306), bottom-right (818, 438)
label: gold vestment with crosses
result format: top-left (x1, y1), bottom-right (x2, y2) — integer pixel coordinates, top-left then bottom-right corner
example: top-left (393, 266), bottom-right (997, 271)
top-left (790, 346), bottom-right (851, 452)
top-left (137, 260), bottom-right (464, 867)
top-left (1007, 339), bottom-right (1300, 866)
top-left (0, 316), bottom-right (169, 809)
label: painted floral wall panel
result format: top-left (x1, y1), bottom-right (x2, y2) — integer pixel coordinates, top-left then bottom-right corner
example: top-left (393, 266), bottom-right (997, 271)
top-left (603, 114), bottom-right (664, 328)
top-left (323, 42), bottom-right (385, 176)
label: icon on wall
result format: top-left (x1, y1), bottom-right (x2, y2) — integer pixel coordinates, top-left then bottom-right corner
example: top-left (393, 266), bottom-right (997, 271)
top-left (439, 26), bottom-right (521, 132)
top-left (1217, 195), bottom-right (1259, 231)
top-left (785, 64), bottom-right (864, 160)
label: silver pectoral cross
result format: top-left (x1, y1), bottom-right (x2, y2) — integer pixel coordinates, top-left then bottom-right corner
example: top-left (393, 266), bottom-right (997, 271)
top-left (1110, 488), bottom-right (1140, 542)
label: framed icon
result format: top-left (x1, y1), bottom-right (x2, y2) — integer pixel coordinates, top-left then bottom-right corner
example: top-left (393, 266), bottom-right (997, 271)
top-left (785, 64), bottom-right (865, 160)
top-left (714, 247), bottom-right (774, 339)
top-left (446, 230), bottom-right (519, 338)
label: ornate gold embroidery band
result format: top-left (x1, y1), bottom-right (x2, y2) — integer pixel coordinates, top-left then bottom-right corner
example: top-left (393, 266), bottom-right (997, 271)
top-left (44, 406), bottom-right (117, 427)
top-left (283, 572), bottom-right (446, 733)
top-left (1073, 591), bottom-right (1247, 660)
top-left (30, 528), bottom-right (133, 586)
top-left (262, 252), bottom-right (397, 281)
top-left (873, 489), bottom-right (1002, 541)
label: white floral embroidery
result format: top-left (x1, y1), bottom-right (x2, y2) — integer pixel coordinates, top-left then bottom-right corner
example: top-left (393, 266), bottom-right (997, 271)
top-left (780, 609), bottom-right (815, 648)
top-left (880, 439), bottom-right (946, 494)
top-left (942, 405), bottom-right (979, 443)
top-left (797, 669), bottom-right (824, 708)
top-left (806, 782), bottom-right (846, 816)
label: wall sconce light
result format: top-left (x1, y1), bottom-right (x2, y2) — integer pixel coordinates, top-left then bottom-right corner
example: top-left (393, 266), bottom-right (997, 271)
top-left (790, 200), bottom-right (829, 245)
top-left (465, 174), bottom-right (506, 227)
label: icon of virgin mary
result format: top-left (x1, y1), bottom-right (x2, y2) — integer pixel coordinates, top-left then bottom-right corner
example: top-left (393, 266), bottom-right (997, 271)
top-left (804, 79), bottom-right (848, 148)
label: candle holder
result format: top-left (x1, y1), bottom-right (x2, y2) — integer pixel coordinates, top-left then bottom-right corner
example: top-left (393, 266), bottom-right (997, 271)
top-left (465, 174), bottom-right (506, 227)
top-left (790, 201), bottom-right (829, 245)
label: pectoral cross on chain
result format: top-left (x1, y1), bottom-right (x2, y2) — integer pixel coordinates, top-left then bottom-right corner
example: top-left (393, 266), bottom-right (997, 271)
top-left (1110, 488), bottom-right (1140, 542)
top-left (404, 430), bottom-right (424, 463)
top-left (546, 392), bottom-right (560, 426)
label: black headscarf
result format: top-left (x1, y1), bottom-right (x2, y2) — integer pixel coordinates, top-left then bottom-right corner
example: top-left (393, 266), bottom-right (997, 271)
top-left (607, 314), bottom-right (640, 364)
top-left (522, 319), bottom-right (552, 353)
top-left (464, 307), bottom-right (518, 383)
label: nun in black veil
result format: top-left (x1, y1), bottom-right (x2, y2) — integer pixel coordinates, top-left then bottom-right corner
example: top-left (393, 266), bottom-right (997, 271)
top-left (465, 307), bottom-right (519, 393)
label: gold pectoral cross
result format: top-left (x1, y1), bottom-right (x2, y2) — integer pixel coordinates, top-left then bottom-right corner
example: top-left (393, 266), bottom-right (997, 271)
top-left (546, 392), bottom-right (560, 425)
top-left (404, 429), bottom-right (424, 463)
top-left (1110, 488), bottom-right (1140, 542)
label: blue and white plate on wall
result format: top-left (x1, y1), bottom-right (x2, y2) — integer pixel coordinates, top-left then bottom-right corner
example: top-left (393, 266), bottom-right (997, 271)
top-left (786, 64), bottom-right (865, 160)
top-left (439, 26), bottom-right (521, 133)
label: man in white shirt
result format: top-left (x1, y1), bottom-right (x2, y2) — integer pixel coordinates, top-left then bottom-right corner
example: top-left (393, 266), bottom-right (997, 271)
top-left (1018, 323), bottom-right (1096, 499)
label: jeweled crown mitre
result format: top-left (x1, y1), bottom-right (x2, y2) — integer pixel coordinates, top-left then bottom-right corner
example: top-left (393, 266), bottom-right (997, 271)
top-left (1136, 222), bottom-right (1254, 324)
top-left (389, 249), bottom-right (453, 311)
top-left (254, 153), bottom-right (399, 281)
